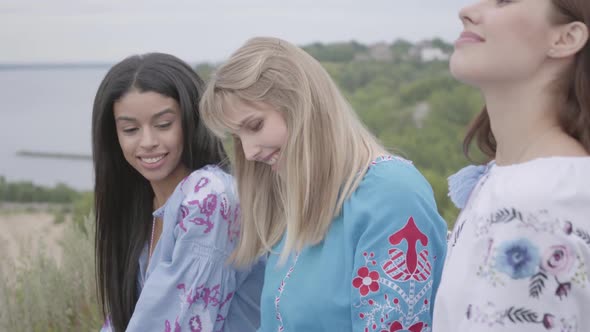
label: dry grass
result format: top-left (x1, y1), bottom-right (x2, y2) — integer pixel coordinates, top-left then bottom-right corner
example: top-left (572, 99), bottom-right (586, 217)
top-left (0, 212), bottom-right (102, 331)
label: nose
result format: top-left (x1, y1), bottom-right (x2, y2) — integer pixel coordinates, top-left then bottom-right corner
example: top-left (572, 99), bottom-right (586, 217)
top-left (240, 137), bottom-right (261, 161)
top-left (459, 1), bottom-right (482, 26)
top-left (139, 127), bottom-right (159, 150)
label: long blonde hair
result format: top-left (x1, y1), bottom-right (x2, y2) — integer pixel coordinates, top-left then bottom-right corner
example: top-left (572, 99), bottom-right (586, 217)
top-left (200, 37), bottom-right (386, 266)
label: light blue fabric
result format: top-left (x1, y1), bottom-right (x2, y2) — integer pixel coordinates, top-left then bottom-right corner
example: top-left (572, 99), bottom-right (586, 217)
top-left (257, 157), bottom-right (448, 332)
top-left (101, 165), bottom-right (264, 332)
top-left (447, 162), bottom-right (493, 209)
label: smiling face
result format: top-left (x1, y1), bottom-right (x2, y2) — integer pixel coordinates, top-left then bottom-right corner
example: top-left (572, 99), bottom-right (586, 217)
top-left (450, 0), bottom-right (557, 87)
top-left (113, 89), bottom-right (189, 186)
top-left (223, 98), bottom-right (288, 172)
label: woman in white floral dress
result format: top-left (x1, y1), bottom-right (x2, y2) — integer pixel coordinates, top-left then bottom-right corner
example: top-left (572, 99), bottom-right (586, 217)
top-left (433, 0), bottom-right (590, 331)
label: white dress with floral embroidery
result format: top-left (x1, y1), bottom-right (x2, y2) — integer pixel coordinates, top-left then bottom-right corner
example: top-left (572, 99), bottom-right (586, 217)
top-left (433, 157), bottom-right (590, 332)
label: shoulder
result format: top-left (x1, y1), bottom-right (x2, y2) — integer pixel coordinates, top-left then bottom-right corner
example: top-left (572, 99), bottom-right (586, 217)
top-left (173, 165), bottom-right (240, 245)
top-left (178, 164), bottom-right (236, 201)
top-left (344, 157), bottom-right (446, 238)
top-left (352, 156), bottom-right (435, 205)
top-left (484, 157), bottom-right (590, 210)
top-left (448, 162), bottom-right (492, 209)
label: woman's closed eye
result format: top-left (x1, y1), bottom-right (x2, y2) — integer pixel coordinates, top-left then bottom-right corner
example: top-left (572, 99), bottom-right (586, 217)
top-left (155, 122), bottom-right (172, 129)
top-left (121, 127), bottom-right (139, 134)
top-left (248, 120), bottom-right (263, 132)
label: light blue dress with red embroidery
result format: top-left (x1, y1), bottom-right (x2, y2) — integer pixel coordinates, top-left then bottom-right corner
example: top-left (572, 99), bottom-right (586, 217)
top-left (257, 156), bottom-right (448, 332)
top-left (100, 165), bottom-right (265, 332)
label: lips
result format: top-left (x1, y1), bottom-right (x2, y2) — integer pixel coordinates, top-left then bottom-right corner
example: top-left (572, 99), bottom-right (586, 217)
top-left (455, 31), bottom-right (485, 45)
top-left (260, 150), bottom-right (280, 167)
top-left (137, 153), bottom-right (168, 168)
top-left (140, 155), bottom-right (165, 164)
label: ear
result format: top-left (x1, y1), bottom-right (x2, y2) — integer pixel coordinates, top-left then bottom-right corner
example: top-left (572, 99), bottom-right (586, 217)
top-left (548, 21), bottom-right (589, 58)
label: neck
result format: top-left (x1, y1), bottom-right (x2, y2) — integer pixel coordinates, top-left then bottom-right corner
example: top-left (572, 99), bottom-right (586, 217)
top-left (483, 81), bottom-right (586, 165)
top-left (150, 164), bottom-right (191, 210)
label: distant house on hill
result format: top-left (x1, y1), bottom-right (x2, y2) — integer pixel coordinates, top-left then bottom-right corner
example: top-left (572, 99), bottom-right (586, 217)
top-left (409, 40), bottom-right (450, 62)
top-left (354, 42), bottom-right (393, 61)
top-left (413, 101), bottom-right (431, 128)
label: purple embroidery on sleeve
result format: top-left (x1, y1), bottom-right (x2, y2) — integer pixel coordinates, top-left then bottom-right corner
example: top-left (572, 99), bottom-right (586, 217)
top-left (194, 177), bottom-right (210, 193)
top-left (164, 320), bottom-right (180, 332)
top-left (179, 205), bottom-right (190, 232)
top-left (220, 194), bottom-right (230, 220)
top-left (188, 217), bottom-right (214, 234)
top-left (185, 194), bottom-right (218, 233)
top-left (222, 204), bottom-right (241, 243)
top-left (189, 315), bottom-right (202, 332)
top-left (201, 194), bottom-right (218, 216)
top-left (166, 282), bottom-right (234, 331)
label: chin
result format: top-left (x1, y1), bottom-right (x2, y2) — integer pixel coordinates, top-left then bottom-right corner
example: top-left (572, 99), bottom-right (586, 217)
top-left (450, 53), bottom-right (469, 80)
top-left (136, 168), bottom-right (169, 183)
top-left (139, 173), bottom-right (162, 183)
top-left (450, 58), bottom-right (483, 87)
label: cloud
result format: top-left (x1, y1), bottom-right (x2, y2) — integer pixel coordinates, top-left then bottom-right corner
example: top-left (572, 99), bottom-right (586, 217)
top-left (0, 0), bottom-right (468, 63)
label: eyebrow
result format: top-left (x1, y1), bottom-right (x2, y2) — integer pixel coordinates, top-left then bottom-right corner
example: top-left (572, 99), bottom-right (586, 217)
top-left (115, 108), bottom-right (177, 122)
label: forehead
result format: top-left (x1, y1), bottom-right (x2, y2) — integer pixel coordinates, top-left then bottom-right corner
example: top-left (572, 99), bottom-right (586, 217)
top-left (221, 96), bottom-right (274, 125)
top-left (113, 90), bottom-right (180, 118)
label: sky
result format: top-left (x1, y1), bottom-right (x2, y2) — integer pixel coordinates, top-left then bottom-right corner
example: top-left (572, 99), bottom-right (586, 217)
top-left (0, 0), bottom-right (473, 64)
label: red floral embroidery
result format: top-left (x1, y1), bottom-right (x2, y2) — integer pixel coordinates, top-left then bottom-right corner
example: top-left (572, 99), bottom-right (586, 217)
top-left (357, 215), bottom-right (434, 331)
top-left (382, 321), bottom-right (424, 332)
top-left (353, 267), bottom-right (380, 296)
top-left (382, 217), bottom-right (431, 281)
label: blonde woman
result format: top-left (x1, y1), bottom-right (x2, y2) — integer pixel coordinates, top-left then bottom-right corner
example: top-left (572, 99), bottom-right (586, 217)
top-left (200, 37), bottom-right (447, 332)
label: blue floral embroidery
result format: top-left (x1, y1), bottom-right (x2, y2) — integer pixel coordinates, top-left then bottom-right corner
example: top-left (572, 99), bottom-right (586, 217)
top-left (495, 238), bottom-right (540, 279)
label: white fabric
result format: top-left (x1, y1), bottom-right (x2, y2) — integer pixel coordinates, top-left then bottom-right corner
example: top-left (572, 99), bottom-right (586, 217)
top-left (434, 157), bottom-right (590, 332)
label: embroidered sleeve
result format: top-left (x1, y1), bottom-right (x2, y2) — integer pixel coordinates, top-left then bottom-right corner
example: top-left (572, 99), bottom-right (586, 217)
top-left (126, 171), bottom-right (241, 332)
top-left (452, 207), bottom-right (590, 331)
top-left (351, 171), bottom-right (447, 332)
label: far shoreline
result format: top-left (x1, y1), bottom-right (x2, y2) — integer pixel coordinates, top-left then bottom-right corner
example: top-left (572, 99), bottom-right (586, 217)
top-left (0, 63), bottom-right (113, 71)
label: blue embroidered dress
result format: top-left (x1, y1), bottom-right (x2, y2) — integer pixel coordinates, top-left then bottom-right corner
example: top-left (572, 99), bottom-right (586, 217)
top-left (434, 157), bottom-right (590, 331)
top-left (257, 156), bottom-right (448, 332)
top-left (101, 165), bottom-right (265, 332)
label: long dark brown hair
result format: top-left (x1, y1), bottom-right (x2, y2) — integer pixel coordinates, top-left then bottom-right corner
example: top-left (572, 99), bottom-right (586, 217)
top-left (91, 53), bottom-right (227, 332)
top-left (464, 0), bottom-right (590, 159)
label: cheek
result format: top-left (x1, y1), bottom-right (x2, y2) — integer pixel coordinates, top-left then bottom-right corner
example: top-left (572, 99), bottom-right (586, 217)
top-left (173, 128), bottom-right (185, 151)
top-left (507, 27), bottom-right (547, 54)
top-left (497, 32), bottom-right (548, 76)
top-left (274, 124), bottom-right (288, 147)
top-left (450, 24), bottom-right (549, 84)
top-left (117, 137), bottom-right (137, 164)
top-left (116, 134), bottom-right (133, 154)
top-left (494, 13), bottom-right (551, 59)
